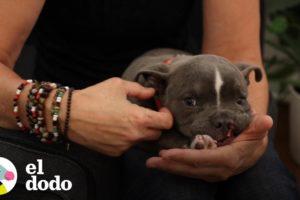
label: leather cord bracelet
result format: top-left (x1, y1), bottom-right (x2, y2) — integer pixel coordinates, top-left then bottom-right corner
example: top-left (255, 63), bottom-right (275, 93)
top-left (64, 88), bottom-right (74, 150)
top-left (63, 88), bottom-right (74, 140)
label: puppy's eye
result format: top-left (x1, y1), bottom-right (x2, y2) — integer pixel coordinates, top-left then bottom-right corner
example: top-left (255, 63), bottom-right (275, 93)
top-left (183, 97), bottom-right (197, 107)
top-left (237, 97), bottom-right (246, 105)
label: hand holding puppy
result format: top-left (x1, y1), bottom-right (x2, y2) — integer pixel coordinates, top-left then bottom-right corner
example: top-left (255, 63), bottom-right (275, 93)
top-left (146, 114), bottom-right (272, 182)
top-left (65, 78), bottom-right (173, 156)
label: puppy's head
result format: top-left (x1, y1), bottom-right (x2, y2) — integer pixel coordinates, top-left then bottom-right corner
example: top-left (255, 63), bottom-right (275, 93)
top-left (135, 55), bottom-right (262, 146)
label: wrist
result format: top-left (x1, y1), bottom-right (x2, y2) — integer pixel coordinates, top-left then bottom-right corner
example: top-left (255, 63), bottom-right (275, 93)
top-left (10, 79), bottom-right (73, 143)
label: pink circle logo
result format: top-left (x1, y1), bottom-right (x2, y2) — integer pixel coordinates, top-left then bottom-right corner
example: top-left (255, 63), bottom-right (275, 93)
top-left (0, 157), bottom-right (18, 195)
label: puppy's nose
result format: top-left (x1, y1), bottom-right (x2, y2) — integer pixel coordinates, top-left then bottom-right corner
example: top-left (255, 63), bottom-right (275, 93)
top-left (214, 118), bottom-right (235, 134)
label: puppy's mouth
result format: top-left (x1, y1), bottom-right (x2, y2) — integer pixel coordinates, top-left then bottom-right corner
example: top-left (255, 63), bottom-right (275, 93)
top-left (216, 128), bottom-right (235, 147)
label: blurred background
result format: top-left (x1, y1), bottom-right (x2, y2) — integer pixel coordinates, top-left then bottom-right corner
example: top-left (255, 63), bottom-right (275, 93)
top-left (264, 0), bottom-right (300, 190)
top-left (14, 0), bottom-right (300, 190)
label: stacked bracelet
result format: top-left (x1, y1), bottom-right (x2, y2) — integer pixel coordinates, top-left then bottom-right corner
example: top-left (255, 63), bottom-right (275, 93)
top-left (14, 80), bottom-right (73, 144)
top-left (13, 80), bottom-right (34, 130)
top-left (36, 82), bottom-right (60, 143)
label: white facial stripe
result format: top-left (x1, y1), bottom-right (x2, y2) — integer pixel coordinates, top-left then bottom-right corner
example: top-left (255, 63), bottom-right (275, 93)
top-left (215, 68), bottom-right (224, 107)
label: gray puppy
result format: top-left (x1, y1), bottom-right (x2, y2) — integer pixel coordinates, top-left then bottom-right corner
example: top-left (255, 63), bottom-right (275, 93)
top-left (122, 48), bottom-right (262, 150)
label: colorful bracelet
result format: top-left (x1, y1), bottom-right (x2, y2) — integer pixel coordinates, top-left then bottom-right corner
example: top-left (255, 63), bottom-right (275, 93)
top-left (13, 79), bottom-right (34, 130)
top-left (36, 82), bottom-right (60, 143)
top-left (52, 86), bottom-right (69, 139)
top-left (26, 82), bottom-right (40, 135)
top-left (14, 79), bottom-right (73, 145)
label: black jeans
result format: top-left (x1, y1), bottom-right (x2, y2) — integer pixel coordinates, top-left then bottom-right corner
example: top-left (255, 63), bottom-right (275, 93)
top-left (122, 96), bottom-right (300, 200)
top-left (122, 143), bottom-right (299, 200)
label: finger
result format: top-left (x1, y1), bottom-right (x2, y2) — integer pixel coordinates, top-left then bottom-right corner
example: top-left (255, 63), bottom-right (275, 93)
top-left (250, 114), bottom-right (273, 133)
top-left (141, 129), bottom-right (162, 141)
top-left (156, 147), bottom-right (232, 167)
top-left (235, 114), bottom-right (273, 141)
top-left (143, 107), bottom-right (173, 129)
top-left (123, 80), bottom-right (155, 99)
top-left (131, 105), bottom-right (173, 130)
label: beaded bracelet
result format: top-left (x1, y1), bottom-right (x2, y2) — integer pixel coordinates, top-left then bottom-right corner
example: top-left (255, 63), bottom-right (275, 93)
top-left (52, 86), bottom-right (69, 138)
top-left (26, 82), bottom-right (40, 135)
top-left (13, 79), bottom-right (34, 130)
top-left (36, 82), bottom-right (60, 143)
top-left (13, 79), bottom-right (73, 144)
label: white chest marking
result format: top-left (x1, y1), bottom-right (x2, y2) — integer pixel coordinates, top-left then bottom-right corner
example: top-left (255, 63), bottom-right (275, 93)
top-left (215, 69), bottom-right (224, 107)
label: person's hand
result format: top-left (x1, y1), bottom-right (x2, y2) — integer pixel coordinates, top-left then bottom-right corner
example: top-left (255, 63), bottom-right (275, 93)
top-left (146, 114), bottom-right (273, 182)
top-left (65, 78), bottom-right (173, 156)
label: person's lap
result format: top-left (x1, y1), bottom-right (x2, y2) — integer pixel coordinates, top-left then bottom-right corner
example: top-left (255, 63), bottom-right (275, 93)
top-left (218, 96), bottom-right (299, 200)
top-left (122, 142), bottom-right (299, 200)
top-left (122, 96), bottom-right (300, 200)
top-left (218, 142), bottom-right (299, 200)
top-left (122, 148), bottom-right (217, 200)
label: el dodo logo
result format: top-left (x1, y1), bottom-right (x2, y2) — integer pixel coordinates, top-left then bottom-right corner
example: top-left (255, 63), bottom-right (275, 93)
top-left (0, 157), bottom-right (17, 195)
top-left (26, 159), bottom-right (72, 191)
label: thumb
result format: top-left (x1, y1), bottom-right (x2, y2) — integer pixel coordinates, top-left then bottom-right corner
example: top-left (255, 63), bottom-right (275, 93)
top-left (252, 115), bottom-right (273, 133)
top-left (235, 114), bottom-right (273, 142)
top-left (123, 80), bottom-right (155, 100)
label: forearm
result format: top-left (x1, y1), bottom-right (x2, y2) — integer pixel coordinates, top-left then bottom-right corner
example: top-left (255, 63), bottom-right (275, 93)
top-left (201, 0), bottom-right (268, 115)
top-left (0, 0), bottom-right (46, 129)
top-left (0, 64), bottom-right (25, 129)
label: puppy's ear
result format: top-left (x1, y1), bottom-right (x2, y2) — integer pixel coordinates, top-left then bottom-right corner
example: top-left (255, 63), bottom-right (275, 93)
top-left (135, 64), bottom-right (169, 94)
top-left (235, 63), bottom-right (263, 85)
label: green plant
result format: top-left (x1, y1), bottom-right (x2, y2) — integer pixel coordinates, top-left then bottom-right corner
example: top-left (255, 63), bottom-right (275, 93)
top-left (265, 2), bottom-right (300, 93)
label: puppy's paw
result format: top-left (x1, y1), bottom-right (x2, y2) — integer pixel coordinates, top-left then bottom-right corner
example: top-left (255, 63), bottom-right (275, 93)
top-left (189, 135), bottom-right (217, 149)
